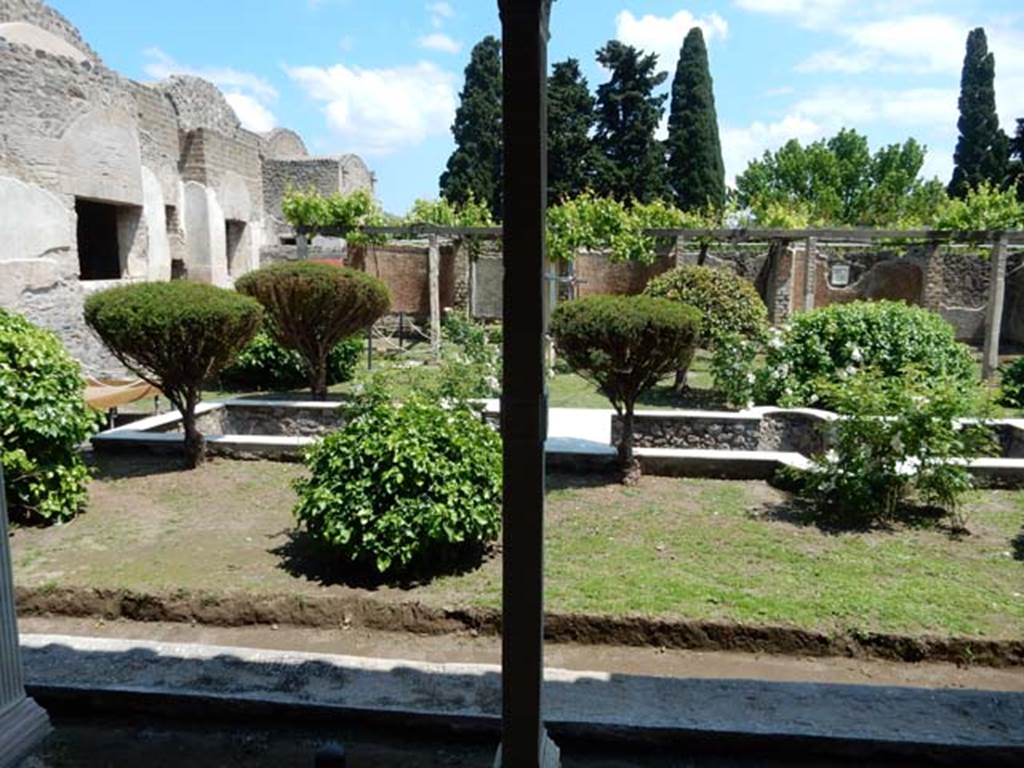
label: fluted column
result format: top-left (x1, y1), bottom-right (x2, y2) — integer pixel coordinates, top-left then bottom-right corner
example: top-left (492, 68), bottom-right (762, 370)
top-left (0, 469), bottom-right (50, 768)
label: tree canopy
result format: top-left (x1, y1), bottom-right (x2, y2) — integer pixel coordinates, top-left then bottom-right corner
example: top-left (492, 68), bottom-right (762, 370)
top-left (547, 58), bottom-right (596, 205)
top-left (666, 28), bottom-right (725, 211)
top-left (440, 36), bottom-right (503, 220)
top-left (735, 128), bottom-right (947, 226)
top-left (591, 41), bottom-right (669, 203)
top-left (949, 28), bottom-right (1008, 199)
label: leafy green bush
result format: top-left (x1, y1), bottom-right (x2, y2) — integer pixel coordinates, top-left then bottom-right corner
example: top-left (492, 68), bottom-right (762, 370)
top-left (84, 282), bottom-right (262, 468)
top-left (438, 311), bottom-right (500, 400)
top-left (789, 368), bottom-right (995, 529)
top-left (644, 265), bottom-right (768, 346)
top-left (236, 261), bottom-right (389, 399)
top-left (218, 332), bottom-right (362, 392)
top-left (713, 301), bottom-right (976, 408)
top-left (293, 396), bottom-right (502, 575)
top-left (0, 310), bottom-right (100, 524)
top-left (551, 295), bottom-right (701, 477)
top-left (999, 357), bottom-right (1024, 408)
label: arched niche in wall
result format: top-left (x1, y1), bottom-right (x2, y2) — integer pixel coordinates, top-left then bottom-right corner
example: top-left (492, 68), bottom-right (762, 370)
top-left (58, 107), bottom-right (144, 206)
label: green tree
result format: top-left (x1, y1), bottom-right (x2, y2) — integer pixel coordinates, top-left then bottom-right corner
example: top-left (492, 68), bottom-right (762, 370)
top-left (84, 283), bottom-right (263, 468)
top-left (949, 28), bottom-right (1008, 199)
top-left (548, 58), bottom-right (596, 205)
top-left (592, 40), bottom-right (669, 202)
top-left (666, 28), bottom-right (725, 211)
top-left (440, 36), bottom-right (503, 220)
top-left (1007, 118), bottom-right (1024, 200)
top-left (736, 129), bottom-right (945, 226)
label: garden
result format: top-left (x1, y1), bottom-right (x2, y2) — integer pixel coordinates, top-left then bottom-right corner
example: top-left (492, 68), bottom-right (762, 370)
top-left (3, 228), bottom-right (1024, 665)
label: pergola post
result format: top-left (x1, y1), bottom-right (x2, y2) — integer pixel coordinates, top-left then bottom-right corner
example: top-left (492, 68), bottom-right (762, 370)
top-left (428, 232), bottom-right (442, 359)
top-left (496, 1), bottom-right (558, 767)
top-left (0, 469), bottom-right (51, 767)
top-left (983, 232), bottom-right (1009, 380)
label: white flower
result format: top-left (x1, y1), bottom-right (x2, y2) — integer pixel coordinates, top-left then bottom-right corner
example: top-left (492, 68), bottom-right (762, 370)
top-left (768, 332), bottom-right (784, 350)
top-left (844, 365), bottom-right (857, 377)
top-left (850, 347), bottom-right (863, 363)
top-left (825, 449), bottom-right (839, 463)
top-left (808, 393), bottom-right (819, 404)
top-left (746, 372), bottom-right (756, 384)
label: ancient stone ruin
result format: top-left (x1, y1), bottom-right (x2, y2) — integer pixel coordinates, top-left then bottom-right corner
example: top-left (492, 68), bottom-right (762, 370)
top-left (0, 0), bottom-right (373, 375)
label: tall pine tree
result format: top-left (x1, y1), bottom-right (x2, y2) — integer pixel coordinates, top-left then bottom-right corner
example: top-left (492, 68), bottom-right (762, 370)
top-left (666, 27), bottom-right (725, 211)
top-left (592, 40), bottom-right (669, 202)
top-left (440, 36), bottom-right (503, 219)
top-left (547, 58), bottom-right (595, 205)
top-left (949, 27), bottom-right (1008, 198)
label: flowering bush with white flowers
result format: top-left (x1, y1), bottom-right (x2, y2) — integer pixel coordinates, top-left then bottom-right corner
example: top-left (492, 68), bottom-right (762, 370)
top-left (788, 367), bottom-right (995, 529)
top-left (710, 301), bottom-right (977, 409)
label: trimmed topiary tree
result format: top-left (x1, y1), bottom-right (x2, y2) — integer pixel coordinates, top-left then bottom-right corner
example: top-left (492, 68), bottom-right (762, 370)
top-left (294, 396), bottom-right (502, 576)
top-left (644, 265), bottom-right (768, 390)
top-left (84, 282), bottom-right (263, 468)
top-left (235, 262), bottom-right (389, 399)
top-left (0, 309), bottom-right (100, 524)
top-left (550, 295), bottom-right (701, 481)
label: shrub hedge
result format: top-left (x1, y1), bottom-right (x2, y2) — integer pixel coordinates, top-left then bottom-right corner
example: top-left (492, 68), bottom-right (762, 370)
top-left (644, 265), bottom-right (768, 346)
top-left (293, 397), bottom-right (502, 575)
top-left (754, 300), bottom-right (976, 407)
top-left (218, 332), bottom-right (362, 392)
top-left (0, 309), bottom-right (100, 523)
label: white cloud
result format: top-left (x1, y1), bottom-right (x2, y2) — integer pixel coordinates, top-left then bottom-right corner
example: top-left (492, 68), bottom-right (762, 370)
top-left (143, 47), bottom-right (278, 102)
top-left (142, 47), bottom-right (278, 132)
top-left (721, 114), bottom-right (824, 184)
top-left (285, 61), bottom-right (456, 156)
top-left (614, 10), bottom-right (728, 70)
top-left (428, 1), bottom-right (454, 29)
top-left (418, 33), bottom-right (461, 54)
top-left (734, 0), bottom-right (850, 28)
top-left (223, 93), bottom-right (276, 132)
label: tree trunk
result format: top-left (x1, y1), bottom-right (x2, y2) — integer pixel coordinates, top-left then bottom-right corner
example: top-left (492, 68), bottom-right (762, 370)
top-left (181, 408), bottom-right (206, 469)
top-left (697, 241), bottom-right (709, 266)
top-left (311, 351), bottom-right (329, 400)
top-left (672, 345), bottom-right (697, 395)
top-left (618, 405), bottom-right (641, 485)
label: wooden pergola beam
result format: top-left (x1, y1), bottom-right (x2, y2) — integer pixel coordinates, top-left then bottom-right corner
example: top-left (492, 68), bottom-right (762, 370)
top-left (303, 223), bottom-right (1024, 246)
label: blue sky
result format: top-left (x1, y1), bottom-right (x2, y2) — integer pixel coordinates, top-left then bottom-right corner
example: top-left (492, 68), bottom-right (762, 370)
top-left (51, 0), bottom-right (1024, 213)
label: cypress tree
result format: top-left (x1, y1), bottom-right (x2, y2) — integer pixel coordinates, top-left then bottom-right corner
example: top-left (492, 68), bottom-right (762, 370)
top-left (949, 27), bottom-right (1008, 198)
top-left (666, 27), bottom-right (725, 211)
top-left (440, 36), bottom-right (503, 219)
top-left (548, 58), bottom-right (596, 205)
top-left (592, 40), bottom-right (669, 202)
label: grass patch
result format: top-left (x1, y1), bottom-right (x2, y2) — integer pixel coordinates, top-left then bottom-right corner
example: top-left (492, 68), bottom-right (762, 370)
top-left (11, 457), bottom-right (1023, 640)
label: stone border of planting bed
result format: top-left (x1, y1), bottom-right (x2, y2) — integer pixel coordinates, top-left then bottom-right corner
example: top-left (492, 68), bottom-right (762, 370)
top-left (91, 399), bottom-right (1024, 486)
top-left (90, 399), bottom-right (346, 462)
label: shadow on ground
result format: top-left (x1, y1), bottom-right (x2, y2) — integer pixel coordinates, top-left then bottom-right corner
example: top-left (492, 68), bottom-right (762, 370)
top-left (85, 452), bottom-right (189, 482)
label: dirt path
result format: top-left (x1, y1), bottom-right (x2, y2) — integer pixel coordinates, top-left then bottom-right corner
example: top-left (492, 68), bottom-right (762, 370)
top-left (21, 616), bottom-right (1024, 693)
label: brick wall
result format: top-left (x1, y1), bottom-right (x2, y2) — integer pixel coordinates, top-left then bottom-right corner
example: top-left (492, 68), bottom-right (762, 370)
top-left (349, 242), bottom-right (457, 316)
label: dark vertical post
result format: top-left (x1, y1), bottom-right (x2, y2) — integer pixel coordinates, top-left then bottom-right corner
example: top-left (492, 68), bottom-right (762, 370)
top-left (496, 2), bottom-right (558, 767)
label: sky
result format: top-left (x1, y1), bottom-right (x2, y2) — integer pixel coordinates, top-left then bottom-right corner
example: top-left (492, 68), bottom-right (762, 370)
top-left (50, 0), bottom-right (1024, 214)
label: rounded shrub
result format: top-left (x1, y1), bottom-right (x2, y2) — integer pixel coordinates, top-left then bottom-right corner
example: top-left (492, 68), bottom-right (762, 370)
top-left (0, 309), bottom-right (100, 523)
top-left (551, 295), bottom-right (701, 475)
top-left (84, 281), bottom-right (263, 468)
top-left (294, 397), bottom-right (502, 575)
top-left (644, 265), bottom-right (768, 346)
top-left (218, 332), bottom-right (363, 392)
top-left (999, 357), bottom-right (1024, 409)
top-left (236, 261), bottom-right (389, 399)
top-left (758, 300), bottom-right (976, 407)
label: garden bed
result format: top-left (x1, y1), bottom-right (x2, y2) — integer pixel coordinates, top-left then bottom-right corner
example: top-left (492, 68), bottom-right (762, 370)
top-left (10, 456), bottom-right (1024, 665)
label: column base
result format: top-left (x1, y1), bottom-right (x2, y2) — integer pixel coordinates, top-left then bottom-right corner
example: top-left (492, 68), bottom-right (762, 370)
top-left (493, 730), bottom-right (560, 767)
top-left (0, 696), bottom-right (51, 768)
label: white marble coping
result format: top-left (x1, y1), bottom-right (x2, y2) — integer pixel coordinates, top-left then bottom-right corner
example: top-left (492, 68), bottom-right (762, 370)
top-left (96, 401), bottom-right (225, 435)
top-left (92, 431), bottom-right (316, 447)
top-left (223, 398), bottom-right (347, 410)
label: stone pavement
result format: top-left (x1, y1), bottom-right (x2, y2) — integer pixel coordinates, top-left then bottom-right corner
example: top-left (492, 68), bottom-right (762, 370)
top-left (20, 634), bottom-right (1024, 765)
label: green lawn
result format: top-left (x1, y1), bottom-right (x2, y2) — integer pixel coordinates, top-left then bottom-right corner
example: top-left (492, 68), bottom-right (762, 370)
top-left (11, 457), bottom-right (1024, 640)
